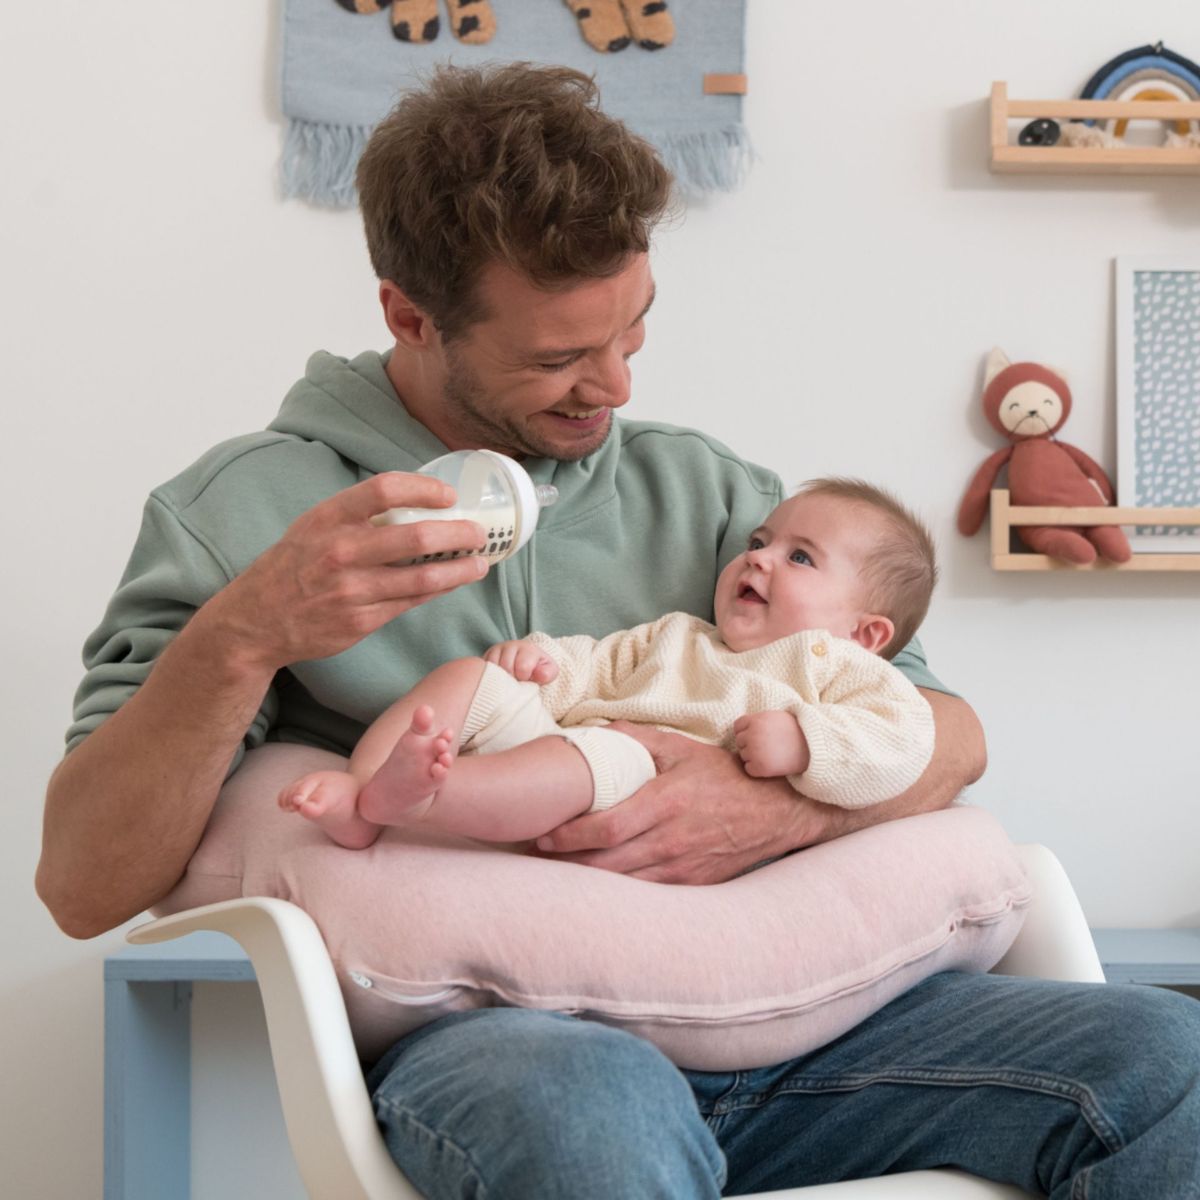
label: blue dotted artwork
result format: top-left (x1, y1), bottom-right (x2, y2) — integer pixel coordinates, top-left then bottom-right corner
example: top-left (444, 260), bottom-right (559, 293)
top-left (1132, 269), bottom-right (1200, 536)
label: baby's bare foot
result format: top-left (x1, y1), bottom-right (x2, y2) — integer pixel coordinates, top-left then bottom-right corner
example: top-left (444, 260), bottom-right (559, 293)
top-left (278, 770), bottom-right (356, 819)
top-left (277, 770), bottom-right (381, 850)
top-left (359, 704), bottom-right (456, 823)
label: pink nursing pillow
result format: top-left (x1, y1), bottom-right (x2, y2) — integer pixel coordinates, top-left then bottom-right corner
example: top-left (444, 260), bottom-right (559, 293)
top-left (158, 744), bottom-right (1031, 1069)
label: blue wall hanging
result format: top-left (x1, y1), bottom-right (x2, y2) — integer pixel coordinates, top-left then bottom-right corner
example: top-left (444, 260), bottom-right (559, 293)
top-left (280, 0), bottom-right (751, 207)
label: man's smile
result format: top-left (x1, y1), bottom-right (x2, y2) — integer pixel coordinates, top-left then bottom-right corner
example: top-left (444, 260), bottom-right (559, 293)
top-left (545, 408), bottom-right (608, 430)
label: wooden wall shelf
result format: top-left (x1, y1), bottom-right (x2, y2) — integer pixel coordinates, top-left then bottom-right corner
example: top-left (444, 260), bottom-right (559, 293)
top-left (989, 490), bottom-right (1200, 571)
top-left (989, 82), bottom-right (1200, 175)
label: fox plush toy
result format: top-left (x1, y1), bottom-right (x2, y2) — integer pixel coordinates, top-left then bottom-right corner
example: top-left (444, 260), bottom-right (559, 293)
top-left (957, 348), bottom-right (1132, 564)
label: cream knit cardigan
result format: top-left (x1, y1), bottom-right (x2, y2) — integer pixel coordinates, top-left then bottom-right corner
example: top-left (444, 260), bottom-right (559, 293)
top-left (528, 612), bottom-right (934, 810)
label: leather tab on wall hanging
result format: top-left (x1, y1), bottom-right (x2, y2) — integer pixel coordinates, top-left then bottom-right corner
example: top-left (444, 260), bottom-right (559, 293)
top-left (703, 73), bottom-right (748, 95)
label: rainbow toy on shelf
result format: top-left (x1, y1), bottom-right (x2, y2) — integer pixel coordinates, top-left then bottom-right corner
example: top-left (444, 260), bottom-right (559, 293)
top-left (989, 54), bottom-right (1200, 174)
top-left (1059, 41), bottom-right (1200, 148)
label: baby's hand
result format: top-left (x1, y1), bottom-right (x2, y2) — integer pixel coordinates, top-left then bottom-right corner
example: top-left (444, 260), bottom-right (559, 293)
top-left (733, 710), bottom-right (810, 779)
top-left (483, 639), bottom-right (558, 683)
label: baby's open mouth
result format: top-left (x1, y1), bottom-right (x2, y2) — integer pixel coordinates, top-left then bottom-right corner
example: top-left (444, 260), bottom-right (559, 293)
top-left (737, 582), bottom-right (766, 604)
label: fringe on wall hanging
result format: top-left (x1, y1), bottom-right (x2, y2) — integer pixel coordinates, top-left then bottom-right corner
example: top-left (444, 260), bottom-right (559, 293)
top-left (279, 0), bottom-right (752, 207)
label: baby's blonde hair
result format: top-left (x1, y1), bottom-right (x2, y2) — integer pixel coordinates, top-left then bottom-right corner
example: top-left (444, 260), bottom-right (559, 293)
top-left (793, 478), bottom-right (938, 659)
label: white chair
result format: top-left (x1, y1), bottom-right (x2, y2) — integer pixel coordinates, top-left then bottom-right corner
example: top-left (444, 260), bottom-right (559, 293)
top-left (128, 844), bottom-right (1104, 1199)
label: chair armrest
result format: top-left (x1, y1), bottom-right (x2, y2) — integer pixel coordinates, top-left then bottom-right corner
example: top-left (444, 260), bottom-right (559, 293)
top-left (129, 898), bottom-right (422, 1200)
top-left (992, 846), bottom-right (1105, 983)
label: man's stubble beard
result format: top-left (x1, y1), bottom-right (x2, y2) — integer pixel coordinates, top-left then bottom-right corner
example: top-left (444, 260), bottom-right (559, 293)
top-left (442, 348), bottom-right (612, 463)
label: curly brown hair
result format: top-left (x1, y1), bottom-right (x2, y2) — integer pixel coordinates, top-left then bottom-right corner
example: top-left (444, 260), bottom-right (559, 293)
top-left (356, 63), bottom-right (673, 340)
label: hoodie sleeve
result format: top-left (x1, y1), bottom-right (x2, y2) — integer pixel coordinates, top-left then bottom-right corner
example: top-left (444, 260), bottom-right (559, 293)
top-left (65, 493), bottom-right (276, 772)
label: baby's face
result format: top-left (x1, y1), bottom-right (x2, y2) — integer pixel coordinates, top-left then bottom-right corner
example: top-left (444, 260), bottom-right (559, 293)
top-left (714, 493), bottom-right (878, 652)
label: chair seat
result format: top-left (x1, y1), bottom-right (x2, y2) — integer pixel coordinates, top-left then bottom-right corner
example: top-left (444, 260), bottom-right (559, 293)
top-left (747, 1172), bottom-right (1026, 1198)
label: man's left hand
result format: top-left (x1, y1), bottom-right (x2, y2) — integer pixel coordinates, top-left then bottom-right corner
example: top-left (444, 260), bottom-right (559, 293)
top-left (532, 722), bottom-right (813, 883)
top-left (534, 691), bottom-right (986, 883)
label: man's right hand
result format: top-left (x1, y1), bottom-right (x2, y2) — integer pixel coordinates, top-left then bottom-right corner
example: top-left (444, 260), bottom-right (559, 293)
top-left (37, 471), bottom-right (492, 938)
top-left (205, 471), bottom-right (491, 672)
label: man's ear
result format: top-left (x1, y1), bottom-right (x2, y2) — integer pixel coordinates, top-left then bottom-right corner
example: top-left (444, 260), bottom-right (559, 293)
top-left (850, 614), bottom-right (895, 656)
top-left (380, 280), bottom-right (439, 350)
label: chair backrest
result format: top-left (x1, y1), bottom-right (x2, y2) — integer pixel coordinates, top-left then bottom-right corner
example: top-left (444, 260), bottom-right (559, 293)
top-left (993, 845), bottom-right (1105, 983)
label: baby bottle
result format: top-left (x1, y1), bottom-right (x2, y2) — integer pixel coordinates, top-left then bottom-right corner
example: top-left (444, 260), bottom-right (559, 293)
top-left (372, 449), bottom-right (558, 566)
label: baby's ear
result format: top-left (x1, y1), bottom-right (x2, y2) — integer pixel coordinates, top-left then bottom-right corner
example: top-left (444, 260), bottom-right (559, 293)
top-left (850, 614), bottom-right (895, 656)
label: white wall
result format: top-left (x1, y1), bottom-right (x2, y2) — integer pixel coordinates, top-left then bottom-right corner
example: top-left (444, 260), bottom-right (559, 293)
top-left (6, 1), bottom-right (1199, 1194)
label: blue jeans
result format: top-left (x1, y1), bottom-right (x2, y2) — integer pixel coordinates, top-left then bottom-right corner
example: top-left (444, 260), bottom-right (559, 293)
top-left (366, 973), bottom-right (1200, 1198)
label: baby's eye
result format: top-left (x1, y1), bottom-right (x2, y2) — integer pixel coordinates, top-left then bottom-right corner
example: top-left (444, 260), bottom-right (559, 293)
top-left (747, 536), bottom-right (765, 551)
top-left (789, 549), bottom-right (813, 566)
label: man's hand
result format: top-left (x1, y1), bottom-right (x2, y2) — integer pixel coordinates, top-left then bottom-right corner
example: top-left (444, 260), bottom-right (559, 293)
top-left (733, 710), bottom-right (810, 779)
top-left (483, 639), bottom-right (558, 683)
top-left (205, 472), bottom-right (490, 672)
top-left (533, 723), bottom-right (812, 883)
top-left (533, 692), bottom-right (986, 885)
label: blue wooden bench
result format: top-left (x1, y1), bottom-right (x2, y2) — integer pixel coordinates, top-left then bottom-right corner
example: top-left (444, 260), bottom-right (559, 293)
top-left (1091, 928), bottom-right (1200, 987)
top-left (104, 932), bottom-right (255, 1200)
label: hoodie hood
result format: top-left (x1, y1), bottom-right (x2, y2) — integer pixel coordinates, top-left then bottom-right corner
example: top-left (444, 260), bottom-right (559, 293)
top-left (268, 350), bottom-right (449, 475)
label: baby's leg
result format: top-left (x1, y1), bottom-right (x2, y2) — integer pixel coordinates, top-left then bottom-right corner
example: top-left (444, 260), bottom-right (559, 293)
top-left (386, 736), bottom-right (596, 841)
top-left (353, 657), bottom-right (487, 781)
top-left (279, 657), bottom-right (487, 847)
top-left (355, 702), bottom-right (458, 823)
top-left (372, 716), bottom-right (658, 842)
top-left (362, 659), bottom-right (595, 836)
top-left (353, 657), bottom-right (488, 823)
top-left (359, 662), bottom-right (658, 841)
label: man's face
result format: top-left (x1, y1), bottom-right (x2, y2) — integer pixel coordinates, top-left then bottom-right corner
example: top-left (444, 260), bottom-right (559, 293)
top-left (430, 255), bottom-right (654, 461)
top-left (714, 494), bottom-right (880, 652)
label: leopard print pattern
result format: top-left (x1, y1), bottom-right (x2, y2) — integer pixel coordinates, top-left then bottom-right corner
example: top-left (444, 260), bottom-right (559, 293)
top-left (563, 0), bottom-right (675, 52)
top-left (333, 0), bottom-right (496, 44)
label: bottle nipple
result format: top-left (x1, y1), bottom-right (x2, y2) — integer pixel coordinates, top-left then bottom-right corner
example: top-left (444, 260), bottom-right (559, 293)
top-left (535, 484), bottom-right (559, 508)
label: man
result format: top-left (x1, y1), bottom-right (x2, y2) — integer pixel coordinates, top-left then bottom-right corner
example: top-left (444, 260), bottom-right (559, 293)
top-left (39, 64), bottom-right (1199, 1198)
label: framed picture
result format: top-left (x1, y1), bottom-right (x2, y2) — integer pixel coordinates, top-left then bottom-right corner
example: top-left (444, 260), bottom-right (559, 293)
top-left (1115, 255), bottom-right (1200, 551)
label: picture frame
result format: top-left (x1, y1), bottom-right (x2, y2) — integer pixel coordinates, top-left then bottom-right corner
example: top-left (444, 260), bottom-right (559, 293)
top-left (1115, 255), bottom-right (1200, 551)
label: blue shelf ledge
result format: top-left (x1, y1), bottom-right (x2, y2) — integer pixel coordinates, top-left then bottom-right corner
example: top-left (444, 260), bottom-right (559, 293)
top-left (1090, 928), bottom-right (1200, 986)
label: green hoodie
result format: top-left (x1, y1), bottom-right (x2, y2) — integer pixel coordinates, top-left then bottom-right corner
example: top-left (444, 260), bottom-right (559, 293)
top-left (68, 350), bottom-right (943, 764)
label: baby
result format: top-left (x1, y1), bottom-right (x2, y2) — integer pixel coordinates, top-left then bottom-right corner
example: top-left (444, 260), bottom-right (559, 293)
top-left (278, 478), bottom-right (939, 848)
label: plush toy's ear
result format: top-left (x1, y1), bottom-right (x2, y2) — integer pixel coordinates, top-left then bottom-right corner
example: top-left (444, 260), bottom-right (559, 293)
top-left (983, 347), bottom-right (1011, 391)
